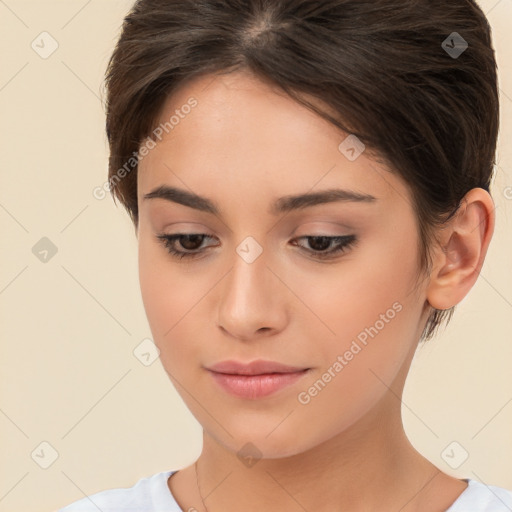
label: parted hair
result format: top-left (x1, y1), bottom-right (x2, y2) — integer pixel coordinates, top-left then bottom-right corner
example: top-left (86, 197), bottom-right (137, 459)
top-left (104, 0), bottom-right (499, 342)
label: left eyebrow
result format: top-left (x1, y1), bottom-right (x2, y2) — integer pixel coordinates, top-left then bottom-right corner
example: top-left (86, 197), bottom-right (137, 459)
top-left (270, 188), bottom-right (377, 215)
top-left (143, 185), bottom-right (377, 216)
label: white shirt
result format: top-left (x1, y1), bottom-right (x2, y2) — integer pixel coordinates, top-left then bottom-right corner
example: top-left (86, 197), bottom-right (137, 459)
top-left (57, 470), bottom-right (512, 512)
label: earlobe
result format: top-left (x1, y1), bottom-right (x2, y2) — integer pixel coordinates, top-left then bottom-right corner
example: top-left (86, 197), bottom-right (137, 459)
top-left (426, 188), bottom-right (495, 311)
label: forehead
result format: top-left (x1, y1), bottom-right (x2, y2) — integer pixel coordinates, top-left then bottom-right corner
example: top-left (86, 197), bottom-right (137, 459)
top-left (150, 71), bottom-right (345, 156)
top-left (137, 71), bottom-right (411, 210)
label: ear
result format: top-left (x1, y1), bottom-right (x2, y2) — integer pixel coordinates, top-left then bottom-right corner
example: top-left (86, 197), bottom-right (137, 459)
top-left (426, 188), bottom-right (495, 311)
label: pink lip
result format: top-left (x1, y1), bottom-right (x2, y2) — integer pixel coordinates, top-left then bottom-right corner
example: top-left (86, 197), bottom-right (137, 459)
top-left (205, 359), bottom-right (311, 399)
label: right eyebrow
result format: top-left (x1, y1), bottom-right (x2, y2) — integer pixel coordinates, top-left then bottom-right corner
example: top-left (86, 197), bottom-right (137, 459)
top-left (143, 185), bottom-right (218, 214)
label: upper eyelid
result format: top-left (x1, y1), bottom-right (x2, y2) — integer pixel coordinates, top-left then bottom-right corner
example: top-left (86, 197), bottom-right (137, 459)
top-left (158, 232), bottom-right (350, 240)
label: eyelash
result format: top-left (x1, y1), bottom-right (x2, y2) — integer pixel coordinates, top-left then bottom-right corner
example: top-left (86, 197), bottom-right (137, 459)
top-left (156, 233), bottom-right (358, 261)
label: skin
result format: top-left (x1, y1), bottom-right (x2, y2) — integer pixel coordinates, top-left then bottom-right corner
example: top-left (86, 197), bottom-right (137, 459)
top-left (135, 70), bottom-right (495, 512)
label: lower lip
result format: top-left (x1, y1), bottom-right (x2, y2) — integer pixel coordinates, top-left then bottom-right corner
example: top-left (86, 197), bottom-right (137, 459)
top-left (208, 369), bottom-right (310, 399)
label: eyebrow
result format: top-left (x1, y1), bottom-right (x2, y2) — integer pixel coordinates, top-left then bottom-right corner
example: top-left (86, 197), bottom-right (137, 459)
top-left (143, 185), bottom-right (377, 215)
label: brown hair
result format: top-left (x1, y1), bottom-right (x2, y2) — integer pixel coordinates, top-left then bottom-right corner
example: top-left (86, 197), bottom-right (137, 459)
top-left (104, 0), bottom-right (499, 342)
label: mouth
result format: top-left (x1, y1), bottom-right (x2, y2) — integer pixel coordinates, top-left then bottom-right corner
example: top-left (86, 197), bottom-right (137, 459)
top-left (205, 360), bottom-right (311, 399)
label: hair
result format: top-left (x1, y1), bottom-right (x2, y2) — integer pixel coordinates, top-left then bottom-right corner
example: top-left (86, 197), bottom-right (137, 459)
top-left (104, 0), bottom-right (499, 343)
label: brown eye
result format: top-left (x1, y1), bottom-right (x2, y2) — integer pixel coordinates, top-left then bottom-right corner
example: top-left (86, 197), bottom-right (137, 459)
top-left (176, 234), bottom-right (207, 250)
top-left (156, 233), bottom-right (217, 260)
top-left (291, 235), bottom-right (357, 260)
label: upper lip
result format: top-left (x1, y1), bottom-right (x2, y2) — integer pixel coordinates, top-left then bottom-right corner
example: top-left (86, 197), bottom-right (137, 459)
top-left (206, 359), bottom-right (309, 376)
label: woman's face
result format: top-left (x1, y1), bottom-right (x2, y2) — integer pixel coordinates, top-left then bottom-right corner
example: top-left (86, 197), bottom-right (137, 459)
top-left (137, 70), bottom-right (430, 458)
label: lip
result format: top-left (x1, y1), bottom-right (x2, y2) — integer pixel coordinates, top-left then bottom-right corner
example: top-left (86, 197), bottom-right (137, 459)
top-left (206, 359), bottom-right (309, 375)
top-left (205, 359), bottom-right (311, 399)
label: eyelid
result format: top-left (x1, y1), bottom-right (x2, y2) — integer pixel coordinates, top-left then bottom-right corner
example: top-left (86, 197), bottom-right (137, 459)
top-left (291, 220), bottom-right (355, 234)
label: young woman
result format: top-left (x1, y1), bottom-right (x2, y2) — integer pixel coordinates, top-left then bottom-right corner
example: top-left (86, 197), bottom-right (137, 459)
top-left (59, 0), bottom-right (512, 510)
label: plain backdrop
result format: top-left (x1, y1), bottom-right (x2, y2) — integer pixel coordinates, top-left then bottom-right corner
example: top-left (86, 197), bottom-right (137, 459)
top-left (0, 1), bottom-right (511, 511)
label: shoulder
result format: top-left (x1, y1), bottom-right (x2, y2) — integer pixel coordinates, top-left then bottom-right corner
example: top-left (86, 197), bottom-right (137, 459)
top-left (57, 469), bottom-right (180, 512)
top-left (446, 479), bottom-right (512, 512)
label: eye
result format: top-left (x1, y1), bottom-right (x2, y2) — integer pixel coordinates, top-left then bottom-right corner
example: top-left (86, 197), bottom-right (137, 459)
top-left (156, 233), bottom-right (358, 261)
top-left (290, 234), bottom-right (357, 260)
top-left (156, 233), bottom-right (218, 260)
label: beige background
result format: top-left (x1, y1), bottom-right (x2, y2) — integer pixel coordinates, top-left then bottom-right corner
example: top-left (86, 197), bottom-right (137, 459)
top-left (0, 1), bottom-right (511, 511)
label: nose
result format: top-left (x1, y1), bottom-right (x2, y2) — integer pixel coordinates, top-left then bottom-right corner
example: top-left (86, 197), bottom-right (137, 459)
top-left (216, 244), bottom-right (288, 342)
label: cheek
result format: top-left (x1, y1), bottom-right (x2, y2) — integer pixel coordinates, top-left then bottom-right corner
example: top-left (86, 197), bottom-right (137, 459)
top-left (138, 230), bottom-right (218, 364)
top-left (294, 230), bottom-right (421, 390)
top-left (296, 271), bottom-right (411, 380)
top-left (295, 234), bottom-right (417, 338)
top-left (138, 231), bottom-right (186, 345)
top-left (289, 274), bottom-right (417, 442)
